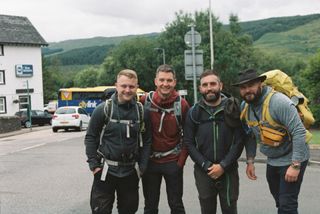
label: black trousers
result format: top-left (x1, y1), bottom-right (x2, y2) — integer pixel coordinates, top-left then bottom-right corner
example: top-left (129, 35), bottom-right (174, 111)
top-left (142, 161), bottom-right (185, 214)
top-left (194, 164), bottom-right (239, 214)
top-left (90, 171), bottom-right (139, 214)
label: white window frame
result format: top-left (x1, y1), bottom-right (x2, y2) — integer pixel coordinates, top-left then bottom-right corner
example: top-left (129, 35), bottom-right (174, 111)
top-left (0, 97), bottom-right (6, 114)
top-left (19, 95), bottom-right (30, 110)
top-left (0, 70), bottom-right (5, 84)
top-left (0, 45), bottom-right (3, 56)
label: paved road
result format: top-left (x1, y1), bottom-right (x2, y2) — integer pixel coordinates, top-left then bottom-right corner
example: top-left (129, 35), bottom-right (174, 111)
top-left (0, 128), bottom-right (320, 213)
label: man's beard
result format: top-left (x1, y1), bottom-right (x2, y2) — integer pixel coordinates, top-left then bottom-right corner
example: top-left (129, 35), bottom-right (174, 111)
top-left (242, 88), bottom-right (262, 104)
top-left (202, 90), bottom-right (221, 103)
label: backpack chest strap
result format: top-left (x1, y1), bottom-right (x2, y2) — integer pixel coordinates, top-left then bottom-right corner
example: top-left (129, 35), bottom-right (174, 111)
top-left (109, 119), bottom-right (139, 138)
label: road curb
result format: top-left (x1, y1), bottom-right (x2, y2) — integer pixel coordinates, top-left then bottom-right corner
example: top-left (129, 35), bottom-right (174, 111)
top-left (0, 126), bottom-right (50, 139)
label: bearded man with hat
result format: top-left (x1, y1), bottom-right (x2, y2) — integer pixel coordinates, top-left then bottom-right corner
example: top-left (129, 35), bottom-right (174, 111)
top-left (233, 68), bottom-right (309, 214)
top-left (183, 69), bottom-right (246, 214)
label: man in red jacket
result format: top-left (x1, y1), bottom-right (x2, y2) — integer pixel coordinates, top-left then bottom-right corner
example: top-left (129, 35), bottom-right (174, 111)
top-left (141, 64), bottom-right (190, 214)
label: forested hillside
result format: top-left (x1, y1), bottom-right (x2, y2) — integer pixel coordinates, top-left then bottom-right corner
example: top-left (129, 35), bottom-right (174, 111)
top-left (43, 13), bottom-right (320, 67)
top-left (46, 44), bottom-right (114, 65)
top-left (254, 19), bottom-right (320, 58)
top-left (45, 33), bottom-right (159, 54)
top-left (239, 13), bottom-right (320, 41)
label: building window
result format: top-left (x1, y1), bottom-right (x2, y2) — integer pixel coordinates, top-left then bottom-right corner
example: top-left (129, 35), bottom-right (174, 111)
top-left (19, 95), bottom-right (31, 110)
top-left (0, 45), bottom-right (3, 56)
top-left (0, 97), bottom-right (6, 114)
top-left (0, 70), bottom-right (5, 84)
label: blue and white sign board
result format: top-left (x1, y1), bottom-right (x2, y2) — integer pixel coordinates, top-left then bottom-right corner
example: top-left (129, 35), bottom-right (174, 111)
top-left (15, 64), bottom-right (33, 77)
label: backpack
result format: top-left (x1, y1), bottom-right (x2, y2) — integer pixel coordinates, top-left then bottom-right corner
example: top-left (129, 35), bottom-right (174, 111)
top-left (189, 95), bottom-right (241, 129)
top-left (241, 69), bottom-right (315, 143)
top-left (144, 91), bottom-right (182, 133)
top-left (102, 98), bottom-right (145, 147)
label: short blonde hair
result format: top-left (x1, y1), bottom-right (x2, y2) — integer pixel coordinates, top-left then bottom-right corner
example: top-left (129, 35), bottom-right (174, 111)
top-left (117, 69), bottom-right (138, 81)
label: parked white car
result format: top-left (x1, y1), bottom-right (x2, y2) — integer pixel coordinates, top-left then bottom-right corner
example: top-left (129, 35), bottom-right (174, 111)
top-left (44, 100), bottom-right (58, 114)
top-left (51, 106), bottom-right (90, 132)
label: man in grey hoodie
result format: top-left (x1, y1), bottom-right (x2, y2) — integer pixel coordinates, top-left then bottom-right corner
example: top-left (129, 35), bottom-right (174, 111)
top-left (233, 69), bottom-right (309, 214)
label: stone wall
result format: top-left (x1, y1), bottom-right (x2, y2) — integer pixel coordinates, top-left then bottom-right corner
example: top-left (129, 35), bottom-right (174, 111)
top-left (0, 116), bottom-right (21, 133)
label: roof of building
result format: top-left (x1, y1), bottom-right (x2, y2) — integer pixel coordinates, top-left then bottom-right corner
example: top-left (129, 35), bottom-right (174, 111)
top-left (0, 14), bottom-right (48, 46)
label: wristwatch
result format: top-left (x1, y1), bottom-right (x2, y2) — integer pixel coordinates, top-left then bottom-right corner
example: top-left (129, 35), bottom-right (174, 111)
top-left (291, 162), bottom-right (301, 170)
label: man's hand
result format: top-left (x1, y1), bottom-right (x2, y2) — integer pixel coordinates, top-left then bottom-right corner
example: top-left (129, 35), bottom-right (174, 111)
top-left (207, 164), bottom-right (224, 179)
top-left (92, 167), bottom-right (102, 175)
top-left (246, 163), bottom-right (257, 180)
top-left (285, 166), bottom-right (300, 182)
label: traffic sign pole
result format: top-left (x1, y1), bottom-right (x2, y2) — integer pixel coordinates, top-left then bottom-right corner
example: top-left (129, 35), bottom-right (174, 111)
top-left (190, 25), bottom-right (198, 103)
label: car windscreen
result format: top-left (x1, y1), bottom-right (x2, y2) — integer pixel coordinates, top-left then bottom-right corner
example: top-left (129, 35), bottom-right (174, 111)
top-left (55, 108), bottom-right (76, 114)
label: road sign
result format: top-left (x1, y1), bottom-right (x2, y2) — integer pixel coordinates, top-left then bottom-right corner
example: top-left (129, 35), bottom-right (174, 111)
top-left (184, 30), bottom-right (201, 48)
top-left (184, 50), bottom-right (203, 80)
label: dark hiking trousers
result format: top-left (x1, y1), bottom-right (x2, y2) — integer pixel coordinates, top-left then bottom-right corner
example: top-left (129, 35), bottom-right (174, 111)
top-left (142, 161), bottom-right (185, 214)
top-left (90, 171), bottom-right (139, 214)
top-left (194, 164), bottom-right (239, 214)
top-left (266, 160), bottom-right (308, 214)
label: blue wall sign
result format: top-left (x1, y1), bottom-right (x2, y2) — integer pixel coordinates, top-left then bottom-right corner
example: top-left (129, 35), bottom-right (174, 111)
top-left (15, 64), bottom-right (33, 77)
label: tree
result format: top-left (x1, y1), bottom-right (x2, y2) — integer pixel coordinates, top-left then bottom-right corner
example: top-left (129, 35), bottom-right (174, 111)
top-left (74, 67), bottom-right (100, 87)
top-left (42, 56), bottom-right (63, 103)
top-left (302, 51), bottom-right (320, 126)
top-left (100, 37), bottom-right (158, 91)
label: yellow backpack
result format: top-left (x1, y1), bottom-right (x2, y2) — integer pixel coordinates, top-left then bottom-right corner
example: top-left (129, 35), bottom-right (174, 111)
top-left (241, 69), bottom-right (315, 143)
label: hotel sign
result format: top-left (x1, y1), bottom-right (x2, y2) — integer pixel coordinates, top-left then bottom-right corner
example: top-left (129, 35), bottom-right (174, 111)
top-left (15, 64), bottom-right (33, 77)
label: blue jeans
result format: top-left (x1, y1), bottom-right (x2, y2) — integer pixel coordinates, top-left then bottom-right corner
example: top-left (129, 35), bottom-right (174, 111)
top-left (266, 160), bottom-right (308, 214)
top-left (142, 161), bottom-right (185, 214)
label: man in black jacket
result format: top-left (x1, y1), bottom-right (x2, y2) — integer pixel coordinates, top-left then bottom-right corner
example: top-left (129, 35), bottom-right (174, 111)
top-left (184, 70), bottom-right (245, 214)
top-left (85, 69), bottom-right (151, 214)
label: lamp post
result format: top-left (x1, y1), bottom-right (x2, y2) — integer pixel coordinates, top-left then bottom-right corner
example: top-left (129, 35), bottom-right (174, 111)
top-left (209, 0), bottom-right (214, 69)
top-left (154, 48), bottom-right (166, 64)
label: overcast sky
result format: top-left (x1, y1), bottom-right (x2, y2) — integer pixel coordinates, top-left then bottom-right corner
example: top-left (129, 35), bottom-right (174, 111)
top-left (1, 0), bottom-right (320, 42)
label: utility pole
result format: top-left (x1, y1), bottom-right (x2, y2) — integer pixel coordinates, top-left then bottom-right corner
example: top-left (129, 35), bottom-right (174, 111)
top-left (154, 48), bottom-right (166, 64)
top-left (209, 0), bottom-right (214, 69)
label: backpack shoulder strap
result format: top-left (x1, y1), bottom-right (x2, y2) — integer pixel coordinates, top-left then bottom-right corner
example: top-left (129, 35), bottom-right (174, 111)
top-left (136, 101), bottom-right (145, 147)
top-left (144, 91), bottom-right (154, 111)
top-left (103, 99), bottom-right (113, 124)
top-left (240, 102), bottom-right (258, 127)
top-left (262, 90), bottom-right (287, 130)
top-left (173, 95), bottom-right (182, 127)
top-left (189, 104), bottom-right (201, 125)
top-left (136, 101), bottom-right (145, 131)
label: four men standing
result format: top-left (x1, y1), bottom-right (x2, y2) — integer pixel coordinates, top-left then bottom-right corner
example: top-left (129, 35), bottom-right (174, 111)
top-left (84, 65), bottom-right (309, 214)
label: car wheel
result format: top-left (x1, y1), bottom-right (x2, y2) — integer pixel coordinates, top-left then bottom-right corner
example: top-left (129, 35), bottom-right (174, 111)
top-left (52, 128), bottom-right (58, 133)
top-left (77, 121), bottom-right (83, 131)
top-left (25, 121), bottom-right (31, 128)
top-left (64, 128), bottom-right (68, 132)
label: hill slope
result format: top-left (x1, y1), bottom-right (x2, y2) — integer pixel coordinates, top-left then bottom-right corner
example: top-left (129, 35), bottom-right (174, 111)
top-left (254, 19), bottom-right (320, 58)
top-left (239, 14), bottom-right (320, 41)
top-left (45, 32), bottom-right (159, 55)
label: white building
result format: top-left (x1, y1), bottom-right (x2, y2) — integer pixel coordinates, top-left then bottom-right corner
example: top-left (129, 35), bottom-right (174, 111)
top-left (0, 14), bottom-right (47, 116)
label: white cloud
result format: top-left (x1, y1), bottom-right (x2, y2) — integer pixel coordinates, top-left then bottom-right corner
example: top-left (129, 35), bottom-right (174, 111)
top-left (1, 0), bottom-right (319, 42)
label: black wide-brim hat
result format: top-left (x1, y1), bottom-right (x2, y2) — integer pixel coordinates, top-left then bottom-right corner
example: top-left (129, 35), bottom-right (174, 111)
top-left (232, 68), bottom-right (266, 87)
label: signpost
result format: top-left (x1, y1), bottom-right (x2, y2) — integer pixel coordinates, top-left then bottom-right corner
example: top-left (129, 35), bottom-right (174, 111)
top-left (184, 25), bottom-right (203, 103)
top-left (26, 80), bottom-right (32, 131)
